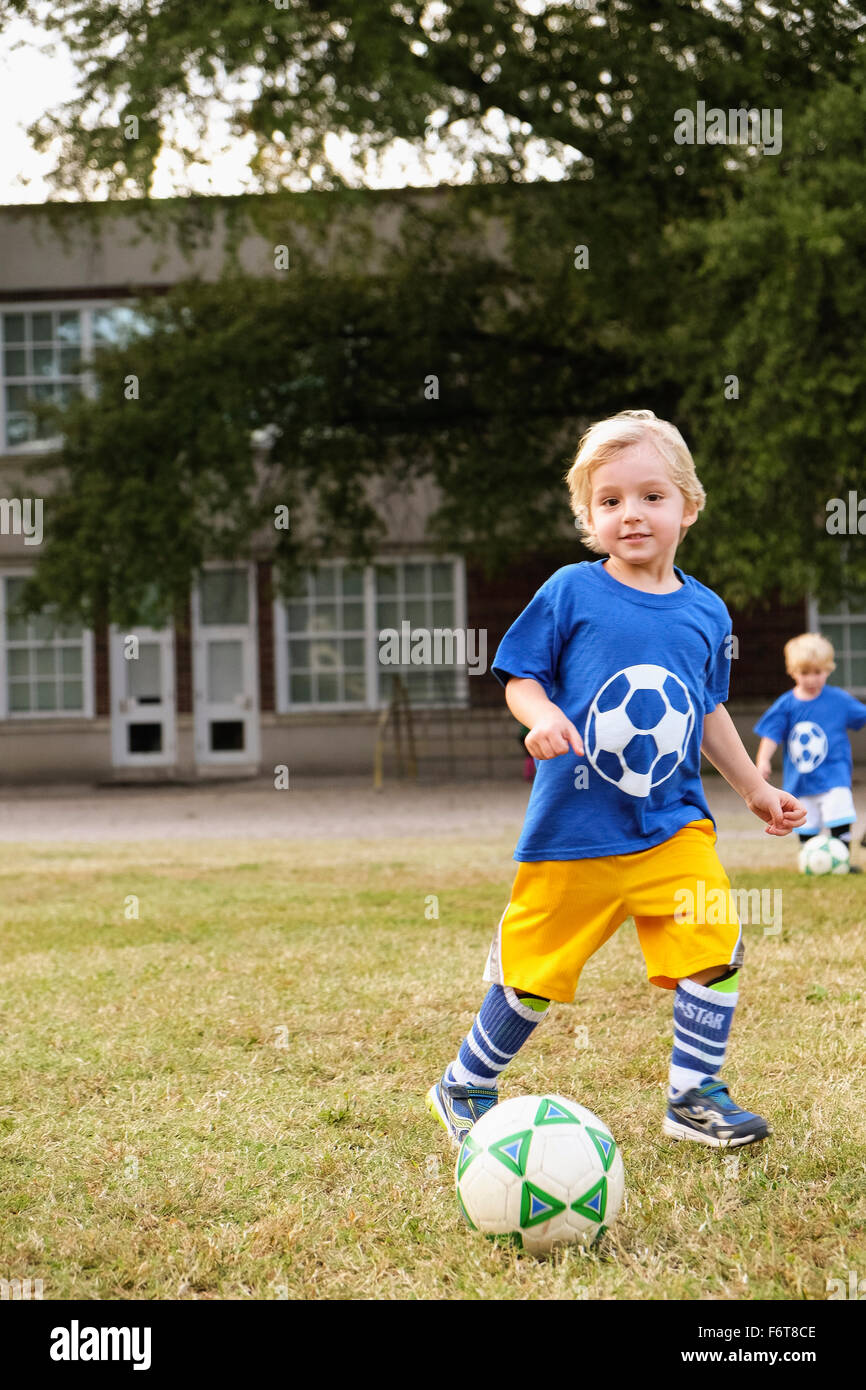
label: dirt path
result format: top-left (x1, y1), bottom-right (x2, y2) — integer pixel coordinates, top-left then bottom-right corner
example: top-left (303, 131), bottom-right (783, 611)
top-left (0, 775), bottom-right (859, 871)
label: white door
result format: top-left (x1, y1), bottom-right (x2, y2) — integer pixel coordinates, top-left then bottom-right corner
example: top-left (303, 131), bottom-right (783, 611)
top-left (110, 626), bottom-right (176, 767)
top-left (192, 565), bottom-right (260, 768)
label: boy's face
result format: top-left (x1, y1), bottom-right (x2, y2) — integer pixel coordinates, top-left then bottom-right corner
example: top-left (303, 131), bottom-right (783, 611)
top-left (790, 665), bottom-right (831, 698)
top-left (589, 442), bottom-right (698, 567)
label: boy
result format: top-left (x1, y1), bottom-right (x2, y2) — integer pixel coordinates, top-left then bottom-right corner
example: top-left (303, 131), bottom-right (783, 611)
top-left (754, 633), bottom-right (866, 872)
top-left (426, 410), bottom-right (806, 1150)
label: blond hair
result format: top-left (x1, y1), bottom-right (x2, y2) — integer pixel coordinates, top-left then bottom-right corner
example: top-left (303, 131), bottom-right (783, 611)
top-left (564, 409), bottom-right (706, 555)
top-left (784, 633), bottom-right (836, 675)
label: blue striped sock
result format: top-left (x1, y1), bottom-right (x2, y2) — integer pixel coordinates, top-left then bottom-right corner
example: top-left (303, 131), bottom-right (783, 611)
top-left (447, 985), bottom-right (548, 1088)
top-left (669, 974), bottom-right (738, 1099)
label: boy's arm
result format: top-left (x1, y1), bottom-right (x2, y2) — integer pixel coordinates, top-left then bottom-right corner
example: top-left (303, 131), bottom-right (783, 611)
top-left (702, 703), bottom-right (806, 836)
top-left (504, 677), bottom-right (584, 759)
top-left (755, 735), bottom-right (777, 779)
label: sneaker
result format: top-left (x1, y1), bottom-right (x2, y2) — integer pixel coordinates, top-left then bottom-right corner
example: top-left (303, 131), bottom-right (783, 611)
top-left (662, 1080), bottom-right (771, 1148)
top-left (848, 863), bottom-right (863, 874)
top-left (426, 1072), bottom-right (498, 1148)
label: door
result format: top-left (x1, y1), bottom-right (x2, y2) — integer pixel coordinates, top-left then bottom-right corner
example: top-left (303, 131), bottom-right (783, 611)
top-left (192, 565), bottom-right (260, 768)
top-left (110, 626), bottom-right (176, 768)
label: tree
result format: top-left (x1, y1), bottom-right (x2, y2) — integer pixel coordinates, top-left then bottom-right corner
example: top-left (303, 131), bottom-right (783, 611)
top-left (6, 1), bottom-right (866, 620)
top-left (663, 46), bottom-right (866, 609)
top-left (5, 1), bottom-right (861, 206)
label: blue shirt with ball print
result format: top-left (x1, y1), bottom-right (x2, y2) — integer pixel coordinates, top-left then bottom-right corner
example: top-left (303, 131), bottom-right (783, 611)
top-left (753, 686), bottom-right (866, 799)
top-left (491, 559), bottom-right (733, 861)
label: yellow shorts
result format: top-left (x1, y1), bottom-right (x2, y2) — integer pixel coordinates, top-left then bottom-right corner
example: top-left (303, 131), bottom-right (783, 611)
top-left (483, 819), bottom-right (744, 1003)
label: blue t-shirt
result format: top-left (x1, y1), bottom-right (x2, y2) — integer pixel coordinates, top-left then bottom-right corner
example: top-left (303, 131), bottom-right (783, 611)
top-left (753, 686), bottom-right (866, 797)
top-left (491, 559), bottom-right (732, 860)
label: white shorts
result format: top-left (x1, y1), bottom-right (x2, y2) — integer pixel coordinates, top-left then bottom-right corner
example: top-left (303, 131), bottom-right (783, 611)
top-left (797, 785), bottom-right (857, 836)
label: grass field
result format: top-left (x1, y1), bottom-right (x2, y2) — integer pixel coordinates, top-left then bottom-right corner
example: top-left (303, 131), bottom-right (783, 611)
top-left (0, 829), bottom-right (863, 1300)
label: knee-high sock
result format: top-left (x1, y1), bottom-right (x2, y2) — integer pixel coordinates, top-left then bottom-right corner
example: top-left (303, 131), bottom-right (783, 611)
top-left (668, 973), bottom-right (739, 1098)
top-left (447, 984), bottom-right (548, 1088)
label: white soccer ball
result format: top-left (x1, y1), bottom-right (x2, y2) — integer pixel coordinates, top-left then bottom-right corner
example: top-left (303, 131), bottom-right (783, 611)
top-left (788, 721), bottom-right (828, 775)
top-left (585, 664), bottom-right (694, 798)
top-left (455, 1094), bottom-right (625, 1256)
top-left (797, 832), bottom-right (850, 876)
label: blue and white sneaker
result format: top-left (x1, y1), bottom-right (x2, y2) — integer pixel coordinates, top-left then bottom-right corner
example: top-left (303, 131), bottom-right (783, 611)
top-left (663, 1080), bottom-right (771, 1148)
top-left (426, 1072), bottom-right (498, 1148)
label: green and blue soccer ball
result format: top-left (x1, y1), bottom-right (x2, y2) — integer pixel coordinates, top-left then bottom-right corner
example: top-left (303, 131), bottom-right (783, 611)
top-left (455, 1094), bottom-right (625, 1256)
top-left (797, 832), bottom-right (850, 876)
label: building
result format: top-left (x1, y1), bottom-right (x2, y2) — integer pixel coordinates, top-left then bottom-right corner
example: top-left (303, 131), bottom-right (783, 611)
top-left (0, 193), bottom-right (863, 784)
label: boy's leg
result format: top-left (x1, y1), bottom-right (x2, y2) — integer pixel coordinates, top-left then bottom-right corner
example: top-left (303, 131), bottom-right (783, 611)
top-left (428, 857), bottom-right (626, 1147)
top-left (628, 821), bottom-right (771, 1148)
top-left (824, 822), bottom-right (862, 872)
top-left (447, 986), bottom-right (550, 1089)
top-left (817, 788), bottom-right (861, 868)
top-left (426, 985), bottom-right (549, 1147)
top-left (663, 963), bottom-right (770, 1147)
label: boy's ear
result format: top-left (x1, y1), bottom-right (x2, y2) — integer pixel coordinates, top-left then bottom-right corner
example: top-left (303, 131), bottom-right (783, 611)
top-left (681, 503), bottom-right (699, 531)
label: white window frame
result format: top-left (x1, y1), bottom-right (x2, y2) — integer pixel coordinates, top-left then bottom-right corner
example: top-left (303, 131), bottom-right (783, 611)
top-left (274, 555), bottom-right (468, 713)
top-left (807, 594), bottom-right (866, 697)
top-left (0, 299), bottom-right (140, 454)
top-left (0, 569), bottom-right (95, 719)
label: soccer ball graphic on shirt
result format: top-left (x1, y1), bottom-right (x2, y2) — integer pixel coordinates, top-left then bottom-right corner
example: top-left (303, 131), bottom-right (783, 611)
top-left (584, 664), bottom-right (695, 798)
top-left (455, 1094), bottom-right (625, 1256)
top-left (788, 721), bottom-right (828, 775)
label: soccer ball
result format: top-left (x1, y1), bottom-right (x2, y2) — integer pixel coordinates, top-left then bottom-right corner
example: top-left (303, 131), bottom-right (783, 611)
top-left (797, 832), bottom-right (849, 876)
top-left (788, 721), bottom-right (828, 775)
top-left (585, 664), bottom-right (694, 798)
top-left (455, 1094), bottom-right (625, 1256)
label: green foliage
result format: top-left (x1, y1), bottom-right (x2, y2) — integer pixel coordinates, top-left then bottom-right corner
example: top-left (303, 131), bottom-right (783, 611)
top-left (9, 2), bottom-right (866, 617)
top-left (7, 1), bottom-right (861, 201)
top-left (667, 51), bottom-right (866, 608)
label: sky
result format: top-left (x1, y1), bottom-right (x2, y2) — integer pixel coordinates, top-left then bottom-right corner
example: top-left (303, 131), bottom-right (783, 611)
top-left (0, 10), bottom-right (262, 205)
top-left (0, 8), bottom-right (452, 205)
top-left (0, 3), bottom-right (568, 206)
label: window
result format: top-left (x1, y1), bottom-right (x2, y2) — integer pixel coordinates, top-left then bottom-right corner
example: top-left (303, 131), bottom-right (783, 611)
top-left (1, 303), bottom-right (149, 449)
top-left (281, 564), bottom-right (368, 707)
top-left (375, 560), bottom-right (464, 706)
top-left (1, 576), bottom-right (93, 717)
top-left (808, 596), bottom-right (866, 695)
top-left (2, 309), bottom-right (84, 446)
top-left (274, 558), bottom-right (466, 711)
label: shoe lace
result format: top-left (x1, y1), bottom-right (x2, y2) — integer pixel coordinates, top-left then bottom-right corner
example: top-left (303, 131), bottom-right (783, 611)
top-left (698, 1081), bottom-right (737, 1111)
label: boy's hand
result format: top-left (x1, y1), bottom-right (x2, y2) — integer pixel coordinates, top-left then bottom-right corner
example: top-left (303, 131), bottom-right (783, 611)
top-left (525, 712), bottom-right (584, 760)
top-left (755, 758), bottom-right (773, 781)
top-left (744, 783), bottom-right (807, 836)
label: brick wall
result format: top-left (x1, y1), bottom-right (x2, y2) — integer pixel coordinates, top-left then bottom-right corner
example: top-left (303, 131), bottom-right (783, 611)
top-left (94, 623), bottom-right (110, 717)
top-left (257, 561), bottom-right (275, 712)
top-left (174, 598), bottom-right (192, 714)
